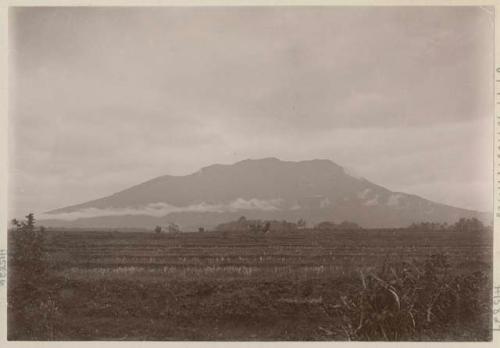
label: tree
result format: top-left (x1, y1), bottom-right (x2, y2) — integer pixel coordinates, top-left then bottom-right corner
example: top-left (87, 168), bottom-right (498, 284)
top-left (26, 213), bottom-right (35, 229)
top-left (297, 218), bottom-right (306, 229)
top-left (452, 217), bottom-right (485, 233)
top-left (168, 223), bottom-right (180, 233)
top-left (154, 225), bottom-right (162, 233)
top-left (249, 221), bottom-right (262, 234)
top-left (315, 221), bottom-right (337, 230)
top-left (337, 221), bottom-right (361, 230)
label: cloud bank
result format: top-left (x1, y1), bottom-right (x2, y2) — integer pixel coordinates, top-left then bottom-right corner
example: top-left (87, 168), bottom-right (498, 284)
top-left (40, 198), bottom-right (284, 221)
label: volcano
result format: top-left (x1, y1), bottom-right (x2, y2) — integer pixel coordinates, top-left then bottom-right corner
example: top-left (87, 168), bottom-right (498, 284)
top-left (41, 158), bottom-right (488, 230)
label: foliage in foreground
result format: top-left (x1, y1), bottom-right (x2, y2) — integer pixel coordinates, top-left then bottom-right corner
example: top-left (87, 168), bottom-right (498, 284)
top-left (8, 214), bottom-right (58, 339)
top-left (8, 258), bottom-right (490, 340)
top-left (322, 254), bottom-right (490, 340)
top-left (10, 213), bottom-right (46, 279)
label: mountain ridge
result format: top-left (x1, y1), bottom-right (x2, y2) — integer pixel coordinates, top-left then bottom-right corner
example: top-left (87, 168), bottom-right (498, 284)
top-left (42, 158), bottom-right (489, 229)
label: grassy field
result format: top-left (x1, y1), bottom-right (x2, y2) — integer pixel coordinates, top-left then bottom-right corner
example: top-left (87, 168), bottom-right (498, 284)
top-left (8, 228), bottom-right (493, 341)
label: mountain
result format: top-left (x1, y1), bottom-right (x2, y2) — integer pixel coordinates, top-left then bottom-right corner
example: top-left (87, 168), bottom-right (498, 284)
top-left (41, 158), bottom-right (488, 230)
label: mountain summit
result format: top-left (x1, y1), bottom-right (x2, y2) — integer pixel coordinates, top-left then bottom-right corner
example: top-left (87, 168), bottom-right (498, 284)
top-left (42, 158), bottom-right (486, 229)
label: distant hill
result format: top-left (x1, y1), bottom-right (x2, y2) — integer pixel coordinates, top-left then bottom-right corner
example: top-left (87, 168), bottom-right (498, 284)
top-left (41, 158), bottom-right (489, 230)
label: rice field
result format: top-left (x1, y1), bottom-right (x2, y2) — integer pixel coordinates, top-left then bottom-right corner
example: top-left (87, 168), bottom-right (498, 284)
top-left (44, 228), bottom-right (491, 277)
top-left (8, 227), bottom-right (493, 341)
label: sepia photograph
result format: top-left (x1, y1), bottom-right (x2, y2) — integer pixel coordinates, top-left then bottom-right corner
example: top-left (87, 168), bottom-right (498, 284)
top-left (6, 5), bottom-right (495, 341)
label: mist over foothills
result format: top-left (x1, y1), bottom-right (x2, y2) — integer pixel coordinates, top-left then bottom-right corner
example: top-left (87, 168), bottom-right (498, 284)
top-left (36, 158), bottom-right (491, 231)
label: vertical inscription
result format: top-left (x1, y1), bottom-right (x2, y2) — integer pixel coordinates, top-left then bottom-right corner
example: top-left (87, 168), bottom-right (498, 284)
top-left (495, 67), bottom-right (500, 331)
top-left (0, 249), bottom-right (5, 287)
top-left (494, 286), bottom-right (500, 330)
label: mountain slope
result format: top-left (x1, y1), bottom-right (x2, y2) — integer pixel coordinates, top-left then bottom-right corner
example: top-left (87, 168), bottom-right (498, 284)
top-left (42, 158), bottom-right (488, 229)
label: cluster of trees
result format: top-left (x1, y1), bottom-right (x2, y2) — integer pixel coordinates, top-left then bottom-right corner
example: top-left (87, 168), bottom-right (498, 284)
top-left (216, 216), bottom-right (363, 233)
top-left (154, 222), bottom-right (181, 234)
top-left (314, 220), bottom-right (362, 231)
top-left (407, 217), bottom-right (488, 233)
top-left (452, 217), bottom-right (488, 232)
top-left (216, 216), bottom-right (300, 233)
top-left (215, 217), bottom-right (489, 234)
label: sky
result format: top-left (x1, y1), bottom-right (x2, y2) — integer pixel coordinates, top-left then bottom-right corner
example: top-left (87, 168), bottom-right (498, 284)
top-left (8, 6), bottom-right (494, 218)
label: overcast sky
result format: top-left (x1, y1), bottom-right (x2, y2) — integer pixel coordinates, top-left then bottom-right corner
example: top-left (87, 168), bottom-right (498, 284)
top-left (9, 6), bottom-right (494, 218)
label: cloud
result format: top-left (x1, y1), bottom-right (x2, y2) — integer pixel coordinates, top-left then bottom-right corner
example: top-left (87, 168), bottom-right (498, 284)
top-left (40, 198), bottom-right (285, 221)
top-left (229, 198), bottom-right (283, 211)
